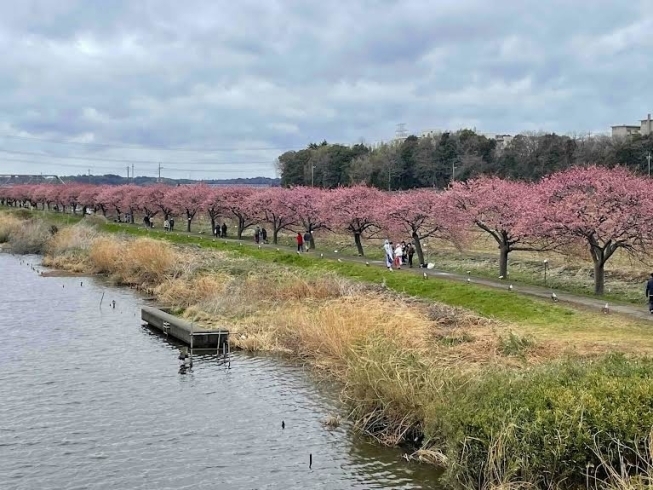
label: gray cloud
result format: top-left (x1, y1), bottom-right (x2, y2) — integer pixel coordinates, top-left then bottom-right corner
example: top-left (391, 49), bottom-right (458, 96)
top-left (0, 0), bottom-right (650, 179)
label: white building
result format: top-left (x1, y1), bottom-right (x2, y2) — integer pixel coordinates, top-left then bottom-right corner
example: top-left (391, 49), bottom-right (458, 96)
top-left (611, 114), bottom-right (652, 138)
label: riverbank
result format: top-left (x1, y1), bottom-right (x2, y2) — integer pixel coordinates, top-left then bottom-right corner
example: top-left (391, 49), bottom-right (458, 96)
top-left (3, 211), bottom-right (653, 489)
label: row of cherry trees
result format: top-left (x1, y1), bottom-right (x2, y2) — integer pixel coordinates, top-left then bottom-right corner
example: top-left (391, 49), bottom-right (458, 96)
top-left (2, 166), bottom-right (652, 295)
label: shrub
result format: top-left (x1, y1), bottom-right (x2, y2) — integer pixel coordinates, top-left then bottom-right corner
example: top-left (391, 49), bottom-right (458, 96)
top-left (6, 219), bottom-right (50, 254)
top-left (429, 355), bottom-right (653, 489)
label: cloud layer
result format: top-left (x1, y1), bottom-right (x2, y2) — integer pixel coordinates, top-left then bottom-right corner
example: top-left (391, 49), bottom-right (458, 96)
top-left (0, 0), bottom-right (651, 179)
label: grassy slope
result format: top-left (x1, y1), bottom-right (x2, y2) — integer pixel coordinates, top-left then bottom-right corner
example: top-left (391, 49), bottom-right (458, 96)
top-left (15, 207), bottom-right (650, 305)
top-left (98, 222), bottom-right (653, 355)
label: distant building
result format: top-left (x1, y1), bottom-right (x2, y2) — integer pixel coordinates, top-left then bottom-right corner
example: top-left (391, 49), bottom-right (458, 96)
top-left (641, 114), bottom-right (652, 136)
top-left (484, 133), bottom-right (514, 150)
top-left (612, 114), bottom-right (652, 138)
top-left (611, 125), bottom-right (641, 138)
top-left (420, 129), bottom-right (442, 138)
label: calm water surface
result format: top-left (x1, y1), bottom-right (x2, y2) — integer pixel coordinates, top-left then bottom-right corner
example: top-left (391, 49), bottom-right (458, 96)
top-left (0, 254), bottom-right (440, 489)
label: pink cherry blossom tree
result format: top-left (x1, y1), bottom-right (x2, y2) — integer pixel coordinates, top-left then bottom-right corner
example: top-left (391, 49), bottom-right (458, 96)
top-left (211, 186), bottom-right (258, 239)
top-left (60, 184), bottom-right (85, 214)
top-left (532, 165), bottom-right (653, 295)
top-left (47, 185), bottom-right (67, 213)
top-left (146, 184), bottom-right (175, 221)
top-left (31, 185), bottom-right (53, 210)
top-left (322, 185), bottom-right (385, 256)
top-left (97, 185), bottom-right (123, 219)
top-left (167, 184), bottom-right (210, 232)
top-left (136, 186), bottom-right (160, 221)
top-left (119, 185), bottom-right (141, 223)
top-left (284, 186), bottom-right (328, 249)
top-left (246, 187), bottom-right (297, 244)
top-left (383, 189), bottom-right (464, 267)
top-left (449, 177), bottom-right (541, 278)
top-left (203, 188), bottom-right (222, 234)
top-left (77, 185), bottom-right (101, 215)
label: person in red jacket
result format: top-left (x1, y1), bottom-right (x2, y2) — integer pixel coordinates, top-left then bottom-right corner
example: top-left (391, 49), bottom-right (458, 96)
top-left (296, 232), bottom-right (304, 252)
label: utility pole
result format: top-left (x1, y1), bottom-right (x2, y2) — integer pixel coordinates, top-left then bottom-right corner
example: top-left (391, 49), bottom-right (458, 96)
top-left (647, 152), bottom-right (652, 178)
top-left (311, 165), bottom-right (315, 187)
top-left (158, 163), bottom-right (162, 182)
top-left (126, 166), bottom-right (130, 179)
top-left (132, 163), bottom-right (135, 181)
top-left (451, 162), bottom-right (456, 182)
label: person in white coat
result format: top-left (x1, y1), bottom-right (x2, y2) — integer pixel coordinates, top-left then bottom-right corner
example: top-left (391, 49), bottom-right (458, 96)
top-left (383, 240), bottom-right (394, 270)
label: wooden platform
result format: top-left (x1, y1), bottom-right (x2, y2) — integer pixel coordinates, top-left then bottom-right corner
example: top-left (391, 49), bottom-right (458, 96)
top-left (141, 306), bottom-right (229, 349)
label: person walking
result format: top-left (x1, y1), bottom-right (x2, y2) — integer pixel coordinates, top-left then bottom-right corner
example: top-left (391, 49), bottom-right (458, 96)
top-left (303, 231), bottom-right (311, 252)
top-left (164, 219), bottom-right (170, 232)
top-left (406, 242), bottom-right (415, 268)
top-left (169, 218), bottom-right (175, 231)
top-left (255, 226), bottom-right (261, 244)
top-left (394, 242), bottom-right (403, 269)
top-left (221, 223), bottom-right (228, 238)
top-left (646, 273), bottom-right (653, 314)
top-left (383, 240), bottom-right (394, 270)
top-left (296, 232), bottom-right (304, 252)
top-left (261, 227), bottom-right (268, 244)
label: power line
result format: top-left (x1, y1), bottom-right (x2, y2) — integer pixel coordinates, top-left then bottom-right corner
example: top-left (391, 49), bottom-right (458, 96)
top-left (0, 132), bottom-right (302, 153)
top-left (0, 157), bottom-right (270, 173)
top-left (0, 148), bottom-right (272, 166)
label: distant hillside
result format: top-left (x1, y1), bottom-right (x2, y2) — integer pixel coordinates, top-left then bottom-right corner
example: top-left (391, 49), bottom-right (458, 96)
top-left (59, 175), bottom-right (281, 186)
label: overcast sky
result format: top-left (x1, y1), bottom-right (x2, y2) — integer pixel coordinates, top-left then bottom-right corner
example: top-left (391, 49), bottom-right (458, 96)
top-left (0, 0), bottom-right (651, 180)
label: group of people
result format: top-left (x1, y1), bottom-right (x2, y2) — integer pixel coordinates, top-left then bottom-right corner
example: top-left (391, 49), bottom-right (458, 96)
top-left (163, 218), bottom-right (175, 232)
top-left (254, 226), bottom-right (268, 244)
top-left (296, 231), bottom-right (312, 252)
top-left (143, 215), bottom-right (155, 228)
top-left (213, 223), bottom-right (229, 238)
top-left (383, 239), bottom-right (416, 270)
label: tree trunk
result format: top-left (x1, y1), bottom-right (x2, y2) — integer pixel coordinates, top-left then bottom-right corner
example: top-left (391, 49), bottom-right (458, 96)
top-left (309, 235), bottom-right (316, 249)
top-left (499, 245), bottom-right (509, 278)
top-left (412, 232), bottom-right (425, 267)
top-left (354, 232), bottom-right (365, 256)
top-left (130, 210), bottom-right (135, 224)
top-left (186, 212), bottom-right (192, 232)
top-left (237, 218), bottom-right (244, 240)
top-left (210, 217), bottom-right (216, 234)
top-left (593, 259), bottom-right (605, 295)
top-left (273, 228), bottom-right (279, 245)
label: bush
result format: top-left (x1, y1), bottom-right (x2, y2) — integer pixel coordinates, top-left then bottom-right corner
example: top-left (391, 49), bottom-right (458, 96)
top-left (6, 219), bottom-right (50, 254)
top-left (429, 355), bottom-right (653, 489)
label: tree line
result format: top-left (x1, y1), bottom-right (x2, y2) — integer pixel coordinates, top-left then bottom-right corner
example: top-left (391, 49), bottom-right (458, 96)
top-left (2, 164), bottom-right (652, 296)
top-left (278, 131), bottom-right (653, 189)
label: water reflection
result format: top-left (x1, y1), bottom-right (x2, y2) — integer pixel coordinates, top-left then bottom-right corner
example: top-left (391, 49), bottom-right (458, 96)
top-left (0, 254), bottom-right (441, 489)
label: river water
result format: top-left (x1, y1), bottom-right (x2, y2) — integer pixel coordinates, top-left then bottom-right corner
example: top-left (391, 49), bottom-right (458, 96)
top-left (0, 254), bottom-right (440, 489)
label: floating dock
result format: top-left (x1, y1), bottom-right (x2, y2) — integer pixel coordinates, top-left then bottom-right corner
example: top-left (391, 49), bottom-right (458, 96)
top-left (141, 306), bottom-right (229, 349)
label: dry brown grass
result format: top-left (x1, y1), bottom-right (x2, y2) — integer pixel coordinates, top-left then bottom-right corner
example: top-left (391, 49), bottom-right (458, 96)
top-left (0, 213), bottom-right (51, 254)
top-left (42, 228), bottom-right (182, 288)
top-left (0, 213), bottom-right (22, 242)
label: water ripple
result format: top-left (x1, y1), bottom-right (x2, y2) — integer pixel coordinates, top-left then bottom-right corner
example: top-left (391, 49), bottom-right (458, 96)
top-left (0, 254), bottom-right (440, 490)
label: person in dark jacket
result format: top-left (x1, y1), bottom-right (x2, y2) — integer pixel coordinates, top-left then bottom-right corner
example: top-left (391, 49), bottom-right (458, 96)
top-left (646, 273), bottom-right (653, 313)
top-left (221, 223), bottom-right (227, 238)
top-left (303, 231), bottom-right (311, 251)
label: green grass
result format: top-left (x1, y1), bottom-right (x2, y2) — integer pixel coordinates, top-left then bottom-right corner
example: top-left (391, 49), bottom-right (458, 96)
top-left (97, 222), bottom-right (582, 327)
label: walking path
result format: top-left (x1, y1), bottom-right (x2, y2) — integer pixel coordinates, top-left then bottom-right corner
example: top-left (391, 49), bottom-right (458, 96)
top-left (132, 223), bottom-right (653, 322)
